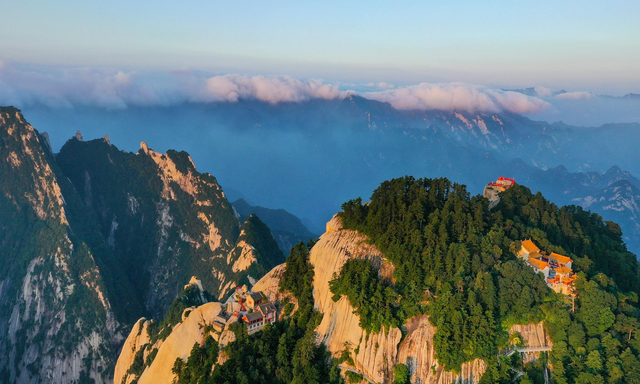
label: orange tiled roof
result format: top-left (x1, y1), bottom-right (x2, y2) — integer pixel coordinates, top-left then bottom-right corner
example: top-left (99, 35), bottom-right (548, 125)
top-left (529, 252), bottom-right (542, 259)
top-left (521, 239), bottom-right (540, 254)
top-left (555, 266), bottom-right (572, 275)
top-left (527, 258), bottom-right (549, 270)
top-left (548, 252), bottom-right (573, 265)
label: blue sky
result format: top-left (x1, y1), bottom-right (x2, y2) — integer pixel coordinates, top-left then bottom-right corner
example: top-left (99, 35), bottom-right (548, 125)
top-left (2, 0), bottom-right (639, 94)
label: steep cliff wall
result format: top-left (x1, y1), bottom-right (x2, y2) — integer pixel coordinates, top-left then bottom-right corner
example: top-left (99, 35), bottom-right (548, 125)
top-left (0, 107), bottom-right (286, 383)
top-left (113, 319), bottom-right (150, 384)
top-left (113, 214), bottom-right (553, 384)
top-left (114, 302), bottom-right (224, 384)
top-left (311, 216), bottom-right (484, 383)
top-left (311, 216), bottom-right (403, 383)
top-left (0, 107), bottom-right (123, 384)
top-left (396, 315), bottom-right (487, 384)
top-left (114, 264), bottom-right (289, 384)
top-left (310, 215), bottom-right (550, 384)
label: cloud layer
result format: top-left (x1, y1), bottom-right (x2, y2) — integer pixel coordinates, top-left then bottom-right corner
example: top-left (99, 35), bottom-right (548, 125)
top-left (0, 60), bottom-right (590, 115)
top-left (198, 75), bottom-right (350, 103)
top-left (363, 83), bottom-right (550, 114)
top-left (0, 61), bottom-right (351, 109)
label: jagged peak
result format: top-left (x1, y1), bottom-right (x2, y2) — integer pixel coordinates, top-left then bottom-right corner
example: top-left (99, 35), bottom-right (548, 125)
top-left (605, 165), bottom-right (623, 175)
top-left (183, 276), bottom-right (204, 292)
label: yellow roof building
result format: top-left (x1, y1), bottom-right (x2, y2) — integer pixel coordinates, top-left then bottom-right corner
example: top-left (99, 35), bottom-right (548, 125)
top-left (548, 252), bottom-right (573, 265)
top-left (521, 239), bottom-right (540, 254)
top-left (555, 266), bottom-right (572, 275)
top-left (527, 258), bottom-right (549, 270)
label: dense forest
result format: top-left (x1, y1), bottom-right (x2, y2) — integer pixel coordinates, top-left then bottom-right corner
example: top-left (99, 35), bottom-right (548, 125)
top-left (335, 177), bottom-right (640, 383)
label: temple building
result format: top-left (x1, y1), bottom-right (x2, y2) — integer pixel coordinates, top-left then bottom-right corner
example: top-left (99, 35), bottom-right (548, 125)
top-left (518, 239), bottom-right (576, 294)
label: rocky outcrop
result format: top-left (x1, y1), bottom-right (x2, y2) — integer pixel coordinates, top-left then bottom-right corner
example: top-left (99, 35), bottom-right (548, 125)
top-left (114, 319), bottom-right (150, 384)
top-left (310, 215), bottom-right (499, 384)
top-left (252, 263), bottom-right (286, 301)
top-left (510, 322), bottom-right (552, 349)
top-left (114, 264), bottom-right (288, 384)
top-left (510, 322), bottom-right (553, 364)
top-left (311, 216), bottom-right (404, 383)
top-left (115, 302), bottom-right (224, 384)
top-left (230, 240), bottom-right (257, 272)
top-left (397, 315), bottom-right (487, 384)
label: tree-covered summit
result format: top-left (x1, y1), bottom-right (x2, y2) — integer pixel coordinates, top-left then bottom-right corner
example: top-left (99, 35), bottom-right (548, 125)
top-left (334, 176), bottom-right (640, 383)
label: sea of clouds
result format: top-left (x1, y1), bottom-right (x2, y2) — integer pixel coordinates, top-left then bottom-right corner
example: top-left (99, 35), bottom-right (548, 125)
top-left (1, 59), bottom-right (637, 124)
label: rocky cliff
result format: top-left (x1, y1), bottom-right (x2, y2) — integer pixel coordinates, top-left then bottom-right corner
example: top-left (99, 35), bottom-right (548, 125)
top-left (56, 137), bottom-right (285, 317)
top-left (310, 216), bottom-right (551, 384)
top-left (114, 302), bottom-right (225, 384)
top-left (0, 107), bottom-right (286, 383)
top-left (0, 107), bottom-right (125, 383)
top-left (113, 265), bottom-right (291, 384)
top-left (113, 215), bottom-right (553, 384)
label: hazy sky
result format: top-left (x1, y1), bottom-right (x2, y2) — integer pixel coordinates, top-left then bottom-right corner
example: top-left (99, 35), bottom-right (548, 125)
top-left (2, 0), bottom-right (639, 94)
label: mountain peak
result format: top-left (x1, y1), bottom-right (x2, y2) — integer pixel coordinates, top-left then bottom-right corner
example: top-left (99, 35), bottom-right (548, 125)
top-left (605, 165), bottom-right (623, 175)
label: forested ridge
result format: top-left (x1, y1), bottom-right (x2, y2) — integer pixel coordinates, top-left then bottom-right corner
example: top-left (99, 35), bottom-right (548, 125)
top-left (334, 177), bottom-right (640, 383)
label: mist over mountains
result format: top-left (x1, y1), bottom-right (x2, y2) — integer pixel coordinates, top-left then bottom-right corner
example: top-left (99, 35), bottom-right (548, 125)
top-left (19, 95), bottom-right (640, 255)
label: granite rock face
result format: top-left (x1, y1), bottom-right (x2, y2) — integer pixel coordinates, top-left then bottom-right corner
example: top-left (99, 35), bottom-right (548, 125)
top-left (0, 108), bottom-right (123, 384)
top-left (310, 215), bottom-right (550, 384)
top-left (114, 302), bottom-right (224, 384)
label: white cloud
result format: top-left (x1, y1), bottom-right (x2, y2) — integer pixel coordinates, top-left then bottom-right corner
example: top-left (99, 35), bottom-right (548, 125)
top-left (0, 61), bottom-right (352, 109)
top-left (0, 60), bottom-right (555, 114)
top-left (195, 75), bottom-right (350, 104)
top-left (363, 82), bottom-right (550, 114)
top-left (0, 62), bottom-right (173, 109)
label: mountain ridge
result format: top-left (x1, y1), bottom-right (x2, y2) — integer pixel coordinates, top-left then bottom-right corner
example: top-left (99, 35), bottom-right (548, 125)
top-left (0, 106), bottom-right (286, 383)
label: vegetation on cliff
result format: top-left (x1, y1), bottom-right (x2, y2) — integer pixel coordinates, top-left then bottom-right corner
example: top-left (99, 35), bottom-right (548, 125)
top-left (0, 107), bottom-right (130, 382)
top-left (1, 107), bottom-right (290, 383)
top-left (335, 176), bottom-right (640, 383)
top-left (173, 241), bottom-right (345, 384)
top-left (56, 137), bottom-right (242, 315)
top-left (232, 198), bottom-right (318, 254)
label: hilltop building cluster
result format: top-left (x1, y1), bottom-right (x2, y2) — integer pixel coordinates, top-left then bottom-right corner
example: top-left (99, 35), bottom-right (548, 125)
top-left (483, 177), bottom-right (516, 208)
top-left (488, 177), bottom-right (516, 191)
top-left (518, 239), bottom-right (576, 294)
top-left (225, 285), bottom-right (277, 335)
top-left (181, 278), bottom-right (278, 339)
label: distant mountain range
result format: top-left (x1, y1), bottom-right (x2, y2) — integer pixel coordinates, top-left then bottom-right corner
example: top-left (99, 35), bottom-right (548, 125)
top-left (232, 198), bottom-right (317, 254)
top-left (19, 97), bottom-right (640, 258)
top-left (508, 87), bottom-right (640, 100)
